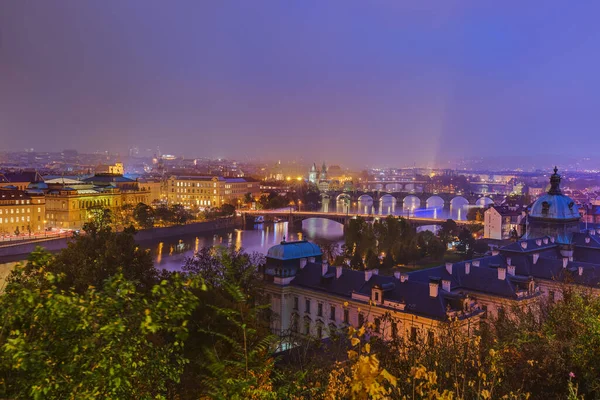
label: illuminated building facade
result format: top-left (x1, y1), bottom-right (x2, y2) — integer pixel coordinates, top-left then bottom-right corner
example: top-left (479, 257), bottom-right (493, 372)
top-left (0, 188), bottom-right (46, 235)
top-left (167, 176), bottom-right (260, 208)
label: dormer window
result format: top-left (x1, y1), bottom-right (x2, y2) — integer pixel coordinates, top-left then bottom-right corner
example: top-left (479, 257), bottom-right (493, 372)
top-left (541, 201), bottom-right (550, 215)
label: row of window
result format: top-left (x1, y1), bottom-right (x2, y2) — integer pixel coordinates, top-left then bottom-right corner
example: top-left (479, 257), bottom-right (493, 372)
top-left (294, 296), bottom-right (350, 323)
top-left (0, 216), bottom-right (31, 223)
top-left (174, 181), bottom-right (216, 188)
top-left (0, 208), bottom-right (38, 214)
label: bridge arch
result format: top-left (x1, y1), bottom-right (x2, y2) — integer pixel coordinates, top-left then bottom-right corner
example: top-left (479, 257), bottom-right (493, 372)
top-left (358, 194), bottom-right (373, 203)
top-left (475, 196), bottom-right (494, 207)
top-left (426, 196), bottom-right (445, 209)
top-left (402, 195), bottom-right (421, 210)
top-left (336, 193), bottom-right (351, 202)
top-left (450, 196), bottom-right (469, 208)
top-left (379, 194), bottom-right (396, 203)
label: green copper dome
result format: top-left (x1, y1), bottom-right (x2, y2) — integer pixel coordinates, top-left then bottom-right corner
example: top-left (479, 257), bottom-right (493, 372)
top-left (529, 167), bottom-right (579, 221)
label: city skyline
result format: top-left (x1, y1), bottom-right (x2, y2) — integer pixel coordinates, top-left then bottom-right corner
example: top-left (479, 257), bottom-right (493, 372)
top-left (2, 1), bottom-right (600, 168)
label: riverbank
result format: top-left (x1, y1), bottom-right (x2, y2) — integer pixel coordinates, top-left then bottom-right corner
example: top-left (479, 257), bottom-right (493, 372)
top-left (0, 217), bottom-right (241, 259)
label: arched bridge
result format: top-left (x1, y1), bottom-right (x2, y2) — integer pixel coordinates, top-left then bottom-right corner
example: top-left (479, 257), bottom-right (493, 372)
top-left (242, 210), bottom-right (475, 231)
top-left (323, 191), bottom-right (503, 207)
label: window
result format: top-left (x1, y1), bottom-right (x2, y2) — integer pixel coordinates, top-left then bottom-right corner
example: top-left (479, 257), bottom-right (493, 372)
top-left (374, 318), bottom-right (381, 333)
top-left (358, 313), bottom-right (365, 327)
top-left (410, 327), bottom-right (418, 342)
top-left (391, 322), bottom-right (398, 339)
top-left (343, 309), bottom-right (349, 324)
top-left (304, 320), bottom-right (310, 335)
top-left (549, 290), bottom-right (555, 303)
top-left (305, 299), bottom-right (311, 314)
top-left (375, 292), bottom-right (379, 302)
top-left (330, 305), bottom-right (336, 321)
top-left (481, 305), bottom-right (488, 319)
top-left (293, 297), bottom-right (299, 310)
top-left (428, 330), bottom-right (435, 346)
top-left (317, 325), bottom-right (322, 339)
top-left (317, 303), bottom-right (323, 317)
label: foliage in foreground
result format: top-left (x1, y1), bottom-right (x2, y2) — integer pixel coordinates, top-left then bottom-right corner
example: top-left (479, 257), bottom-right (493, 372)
top-left (0, 264), bottom-right (199, 399)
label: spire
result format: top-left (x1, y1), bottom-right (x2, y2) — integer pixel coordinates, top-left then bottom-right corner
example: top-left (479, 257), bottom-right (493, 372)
top-left (548, 166), bottom-right (562, 195)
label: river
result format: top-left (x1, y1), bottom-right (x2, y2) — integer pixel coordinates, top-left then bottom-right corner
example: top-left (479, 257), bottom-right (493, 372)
top-left (0, 219), bottom-right (344, 281)
top-left (0, 199), bottom-right (471, 280)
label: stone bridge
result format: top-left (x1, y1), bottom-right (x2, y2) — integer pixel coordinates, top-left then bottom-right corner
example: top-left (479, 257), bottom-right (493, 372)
top-left (242, 210), bottom-right (474, 232)
top-left (321, 191), bottom-right (504, 208)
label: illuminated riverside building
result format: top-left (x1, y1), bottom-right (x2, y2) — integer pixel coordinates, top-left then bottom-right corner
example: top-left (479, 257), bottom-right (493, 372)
top-left (0, 188), bottom-right (45, 235)
top-left (43, 178), bottom-right (122, 230)
top-left (167, 176), bottom-right (260, 208)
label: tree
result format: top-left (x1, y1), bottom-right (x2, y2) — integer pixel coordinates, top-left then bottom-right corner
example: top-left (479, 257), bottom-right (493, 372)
top-left (438, 219), bottom-right (458, 245)
top-left (466, 207), bottom-right (484, 222)
top-left (27, 221), bottom-right (157, 294)
top-left (0, 263), bottom-right (199, 399)
top-left (169, 204), bottom-right (192, 225)
top-left (456, 227), bottom-right (476, 258)
top-left (14, 227), bottom-right (20, 236)
top-left (243, 192), bottom-right (254, 204)
top-left (220, 203), bottom-right (236, 216)
top-left (86, 205), bottom-right (112, 231)
top-left (133, 202), bottom-right (155, 229)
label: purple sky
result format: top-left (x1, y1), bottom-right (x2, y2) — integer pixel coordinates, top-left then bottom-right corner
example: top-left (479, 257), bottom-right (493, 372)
top-left (1, 1), bottom-right (599, 168)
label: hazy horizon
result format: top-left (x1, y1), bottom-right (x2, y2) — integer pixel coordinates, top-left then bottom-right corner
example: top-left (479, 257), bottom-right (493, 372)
top-left (2, 1), bottom-right (600, 168)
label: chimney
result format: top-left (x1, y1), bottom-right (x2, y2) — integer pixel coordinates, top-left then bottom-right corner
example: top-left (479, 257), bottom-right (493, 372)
top-left (429, 279), bottom-right (439, 298)
top-left (308, 257), bottom-right (315, 263)
top-left (299, 258), bottom-right (307, 269)
top-left (472, 260), bottom-right (480, 267)
top-left (336, 266), bottom-right (343, 279)
top-left (590, 230), bottom-right (596, 236)
top-left (563, 257), bottom-right (569, 268)
top-left (521, 241), bottom-right (528, 250)
top-left (465, 262), bottom-right (471, 275)
top-left (445, 263), bottom-right (453, 275)
top-left (543, 238), bottom-right (549, 245)
top-left (578, 266), bottom-right (584, 276)
top-left (322, 261), bottom-right (329, 276)
top-left (492, 249), bottom-right (500, 256)
top-left (507, 265), bottom-right (515, 276)
top-left (506, 257), bottom-right (512, 266)
top-left (533, 253), bottom-right (540, 264)
top-left (365, 270), bottom-right (373, 282)
top-left (585, 237), bottom-right (591, 244)
top-left (372, 269), bottom-right (379, 276)
top-left (536, 239), bottom-right (542, 246)
top-left (550, 237), bottom-right (555, 243)
top-left (498, 266), bottom-right (506, 280)
top-left (394, 271), bottom-right (401, 280)
top-left (442, 279), bottom-right (451, 292)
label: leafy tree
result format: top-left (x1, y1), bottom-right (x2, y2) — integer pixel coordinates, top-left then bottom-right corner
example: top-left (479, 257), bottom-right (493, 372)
top-left (133, 202), bottom-right (155, 229)
top-left (365, 249), bottom-right (380, 270)
top-left (169, 204), bottom-right (192, 225)
top-left (86, 205), bottom-right (112, 231)
top-left (457, 227), bottom-right (476, 258)
top-left (466, 207), bottom-right (484, 222)
top-left (220, 203), bottom-right (236, 216)
top-left (0, 263), bottom-right (199, 399)
top-left (438, 219), bottom-right (459, 245)
top-left (243, 192), bottom-right (254, 204)
top-left (25, 221), bottom-right (157, 294)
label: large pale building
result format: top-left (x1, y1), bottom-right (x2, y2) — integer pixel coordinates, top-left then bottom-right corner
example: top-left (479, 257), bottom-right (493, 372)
top-left (44, 178), bottom-right (121, 230)
top-left (167, 176), bottom-right (260, 208)
top-left (0, 188), bottom-right (46, 235)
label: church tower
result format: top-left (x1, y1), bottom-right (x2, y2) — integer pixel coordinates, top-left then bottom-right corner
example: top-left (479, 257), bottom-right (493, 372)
top-left (319, 162), bottom-right (328, 181)
top-left (308, 163), bottom-right (318, 184)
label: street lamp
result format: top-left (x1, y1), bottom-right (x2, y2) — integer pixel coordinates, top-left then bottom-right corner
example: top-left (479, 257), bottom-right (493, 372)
top-left (298, 200), bottom-right (302, 212)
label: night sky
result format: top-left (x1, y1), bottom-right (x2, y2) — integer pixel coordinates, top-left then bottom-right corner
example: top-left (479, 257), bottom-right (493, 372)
top-left (1, 1), bottom-right (599, 167)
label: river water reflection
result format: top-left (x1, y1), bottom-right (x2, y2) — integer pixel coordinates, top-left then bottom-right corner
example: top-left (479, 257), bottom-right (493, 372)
top-left (148, 219), bottom-right (344, 271)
